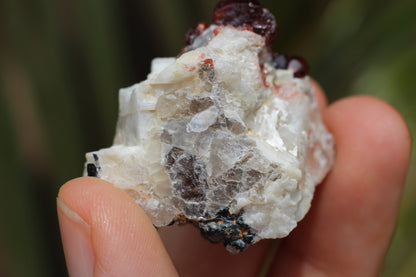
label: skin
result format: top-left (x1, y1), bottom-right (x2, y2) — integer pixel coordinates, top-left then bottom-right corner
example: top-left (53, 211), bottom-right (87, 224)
top-left (58, 83), bottom-right (411, 277)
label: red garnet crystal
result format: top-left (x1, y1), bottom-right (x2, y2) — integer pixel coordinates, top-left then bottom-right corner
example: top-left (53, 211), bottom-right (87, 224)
top-left (272, 54), bottom-right (309, 78)
top-left (212, 0), bottom-right (277, 46)
top-left (185, 23), bottom-right (209, 46)
top-left (287, 56), bottom-right (309, 78)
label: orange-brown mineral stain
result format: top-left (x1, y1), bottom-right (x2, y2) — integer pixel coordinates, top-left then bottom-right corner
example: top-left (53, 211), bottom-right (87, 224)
top-left (213, 26), bottom-right (224, 36)
top-left (259, 64), bottom-right (270, 87)
top-left (203, 58), bottom-right (214, 67)
top-left (184, 64), bottom-right (197, 72)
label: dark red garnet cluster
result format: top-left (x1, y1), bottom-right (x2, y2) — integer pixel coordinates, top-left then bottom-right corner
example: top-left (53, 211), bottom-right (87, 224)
top-left (185, 23), bottom-right (208, 46)
top-left (272, 54), bottom-right (309, 78)
top-left (185, 0), bottom-right (309, 78)
top-left (185, 0), bottom-right (276, 47)
top-left (212, 0), bottom-right (277, 46)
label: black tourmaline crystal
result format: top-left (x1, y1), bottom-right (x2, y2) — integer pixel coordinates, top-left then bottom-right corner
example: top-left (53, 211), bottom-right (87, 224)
top-left (87, 163), bottom-right (98, 177)
top-left (198, 208), bottom-right (255, 253)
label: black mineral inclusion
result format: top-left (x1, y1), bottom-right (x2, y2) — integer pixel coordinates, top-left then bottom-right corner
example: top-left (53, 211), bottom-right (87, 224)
top-left (87, 153), bottom-right (100, 177)
top-left (198, 208), bottom-right (255, 253)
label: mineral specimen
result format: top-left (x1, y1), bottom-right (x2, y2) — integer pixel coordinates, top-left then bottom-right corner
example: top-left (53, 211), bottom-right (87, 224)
top-left (84, 0), bottom-right (335, 253)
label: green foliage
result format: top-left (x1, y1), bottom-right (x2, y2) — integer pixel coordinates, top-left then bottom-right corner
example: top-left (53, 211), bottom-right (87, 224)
top-left (0, 0), bottom-right (414, 276)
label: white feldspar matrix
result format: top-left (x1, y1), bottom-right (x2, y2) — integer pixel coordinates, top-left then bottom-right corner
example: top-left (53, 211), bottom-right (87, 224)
top-left (84, 0), bottom-right (335, 253)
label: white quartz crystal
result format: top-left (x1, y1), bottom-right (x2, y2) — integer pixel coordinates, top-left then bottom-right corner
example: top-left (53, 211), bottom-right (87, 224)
top-left (84, 26), bottom-right (335, 253)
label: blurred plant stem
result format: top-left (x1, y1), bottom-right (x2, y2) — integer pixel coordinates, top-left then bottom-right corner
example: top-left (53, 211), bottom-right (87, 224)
top-left (0, 0), bottom-right (415, 276)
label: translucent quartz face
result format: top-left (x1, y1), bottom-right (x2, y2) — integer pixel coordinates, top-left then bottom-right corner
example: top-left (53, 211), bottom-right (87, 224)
top-left (84, 26), bottom-right (335, 253)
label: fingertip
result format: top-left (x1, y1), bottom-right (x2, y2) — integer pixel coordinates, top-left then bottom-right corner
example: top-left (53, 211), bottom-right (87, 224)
top-left (57, 196), bottom-right (95, 277)
top-left (59, 177), bottom-right (115, 204)
top-left (326, 95), bottom-right (412, 187)
top-left (58, 177), bottom-right (178, 276)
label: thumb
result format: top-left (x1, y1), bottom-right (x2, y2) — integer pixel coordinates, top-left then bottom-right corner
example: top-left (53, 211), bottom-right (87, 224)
top-left (57, 177), bottom-right (178, 277)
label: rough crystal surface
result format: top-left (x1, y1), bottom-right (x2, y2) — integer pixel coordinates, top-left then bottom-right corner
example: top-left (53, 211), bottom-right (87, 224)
top-left (84, 26), bottom-right (335, 253)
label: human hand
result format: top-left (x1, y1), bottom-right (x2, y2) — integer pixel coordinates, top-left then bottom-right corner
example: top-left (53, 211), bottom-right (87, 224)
top-left (58, 83), bottom-right (411, 277)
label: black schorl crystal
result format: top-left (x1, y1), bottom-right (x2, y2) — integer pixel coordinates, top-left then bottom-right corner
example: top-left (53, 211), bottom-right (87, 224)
top-left (198, 208), bottom-right (255, 253)
top-left (87, 153), bottom-right (100, 177)
top-left (87, 163), bottom-right (98, 177)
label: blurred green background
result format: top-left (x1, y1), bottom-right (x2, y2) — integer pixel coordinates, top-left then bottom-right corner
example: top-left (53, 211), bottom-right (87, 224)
top-left (0, 0), bottom-right (414, 276)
